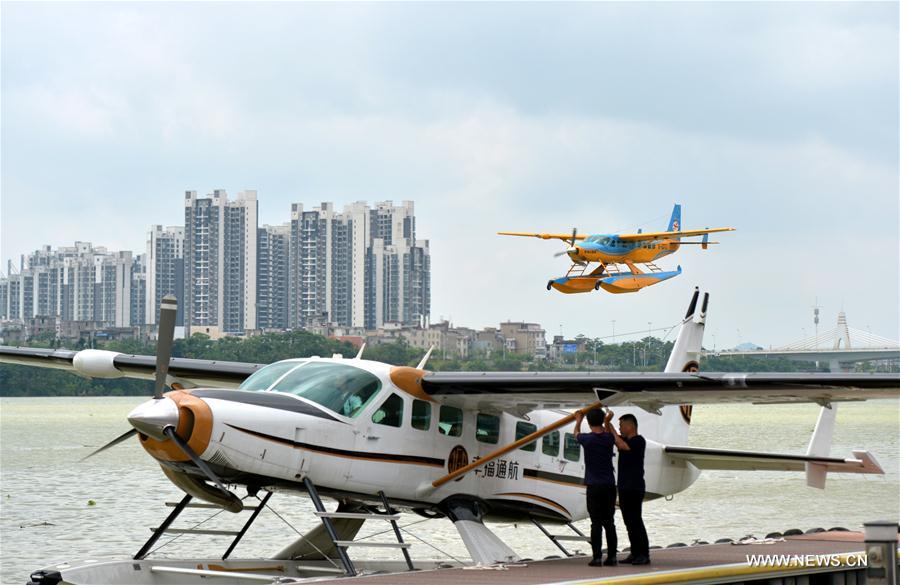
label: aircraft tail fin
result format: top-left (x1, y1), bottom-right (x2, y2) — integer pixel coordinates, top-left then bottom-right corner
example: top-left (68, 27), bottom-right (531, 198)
top-left (667, 203), bottom-right (682, 233)
top-left (664, 287), bottom-right (707, 373)
top-left (805, 405), bottom-right (837, 488)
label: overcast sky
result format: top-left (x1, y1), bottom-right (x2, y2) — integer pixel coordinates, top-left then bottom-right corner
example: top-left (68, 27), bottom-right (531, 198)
top-left (2, 2), bottom-right (897, 349)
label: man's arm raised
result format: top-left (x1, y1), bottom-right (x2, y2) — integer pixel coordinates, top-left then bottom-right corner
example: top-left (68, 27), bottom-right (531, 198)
top-left (605, 409), bottom-right (631, 451)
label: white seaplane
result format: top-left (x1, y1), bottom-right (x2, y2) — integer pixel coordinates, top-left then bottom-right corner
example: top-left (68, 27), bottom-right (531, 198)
top-left (3, 289), bottom-right (897, 585)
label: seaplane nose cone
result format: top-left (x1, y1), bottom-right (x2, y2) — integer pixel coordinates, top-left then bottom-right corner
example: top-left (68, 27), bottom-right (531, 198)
top-left (127, 397), bottom-right (179, 441)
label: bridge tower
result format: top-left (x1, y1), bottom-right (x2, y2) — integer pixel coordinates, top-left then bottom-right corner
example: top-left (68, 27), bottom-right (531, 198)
top-left (834, 312), bottom-right (851, 350)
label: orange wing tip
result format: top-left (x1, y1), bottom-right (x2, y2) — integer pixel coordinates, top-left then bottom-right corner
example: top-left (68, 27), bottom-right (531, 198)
top-left (390, 366), bottom-right (434, 402)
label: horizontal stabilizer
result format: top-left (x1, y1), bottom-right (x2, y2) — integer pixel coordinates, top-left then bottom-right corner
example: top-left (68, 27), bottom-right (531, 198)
top-left (664, 445), bottom-right (883, 488)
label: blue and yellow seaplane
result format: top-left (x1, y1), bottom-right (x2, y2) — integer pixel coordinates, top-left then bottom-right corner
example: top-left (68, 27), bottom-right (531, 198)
top-left (499, 204), bottom-right (734, 294)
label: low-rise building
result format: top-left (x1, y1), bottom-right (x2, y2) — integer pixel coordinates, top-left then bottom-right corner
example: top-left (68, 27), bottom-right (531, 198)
top-left (500, 321), bottom-right (547, 359)
top-left (548, 335), bottom-right (590, 360)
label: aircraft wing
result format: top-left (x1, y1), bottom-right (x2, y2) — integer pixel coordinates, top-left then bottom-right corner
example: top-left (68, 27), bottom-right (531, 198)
top-left (663, 445), bottom-right (883, 475)
top-left (497, 231), bottom-right (588, 241)
top-left (617, 227), bottom-right (735, 241)
top-left (415, 371), bottom-right (899, 413)
top-left (0, 346), bottom-right (263, 389)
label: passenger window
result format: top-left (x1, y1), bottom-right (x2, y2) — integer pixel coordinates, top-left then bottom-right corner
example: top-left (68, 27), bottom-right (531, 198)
top-left (516, 421), bottom-right (537, 452)
top-left (372, 393), bottom-right (404, 427)
top-left (412, 400), bottom-right (431, 431)
top-left (476, 413), bottom-right (500, 444)
top-left (564, 433), bottom-right (581, 461)
top-left (438, 405), bottom-right (463, 437)
top-left (542, 431), bottom-right (560, 457)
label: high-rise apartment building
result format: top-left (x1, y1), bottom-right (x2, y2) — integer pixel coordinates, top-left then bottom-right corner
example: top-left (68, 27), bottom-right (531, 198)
top-left (288, 200), bottom-right (430, 330)
top-left (2, 193), bottom-right (431, 339)
top-left (131, 254), bottom-right (147, 327)
top-left (146, 225), bottom-right (184, 326)
top-left (1, 243), bottom-right (139, 328)
top-left (0, 276), bottom-right (8, 320)
top-left (289, 204), bottom-right (327, 328)
top-left (256, 223), bottom-right (290, 330)
top-left (97, 251), bottom-right (133, 326)
top-left (183, 189), bottom-right (258, 337)
top-left (288, 202), bottom-right (367, 328)
top-left (366, 201), bottom-right (430, 329)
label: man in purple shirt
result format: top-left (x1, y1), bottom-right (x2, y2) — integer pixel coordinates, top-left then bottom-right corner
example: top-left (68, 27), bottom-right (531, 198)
top-left (575, 407), bottom-right (618, 567)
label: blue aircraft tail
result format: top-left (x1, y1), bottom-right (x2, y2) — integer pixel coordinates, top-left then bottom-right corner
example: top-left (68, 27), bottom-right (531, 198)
top-left (667, 204), bottom-right (682, 232)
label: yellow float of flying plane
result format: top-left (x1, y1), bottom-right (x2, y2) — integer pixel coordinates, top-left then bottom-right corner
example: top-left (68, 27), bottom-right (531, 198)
top-left (499, 204), bottom-right (734, 294)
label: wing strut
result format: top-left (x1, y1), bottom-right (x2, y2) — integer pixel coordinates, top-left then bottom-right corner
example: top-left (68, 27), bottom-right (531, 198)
top-left (429, 401), bottom-right (603, 489)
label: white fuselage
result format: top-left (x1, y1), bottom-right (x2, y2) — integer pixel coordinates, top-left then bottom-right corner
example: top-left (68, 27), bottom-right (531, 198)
top-left (175, 356), bottom-right (701, 523)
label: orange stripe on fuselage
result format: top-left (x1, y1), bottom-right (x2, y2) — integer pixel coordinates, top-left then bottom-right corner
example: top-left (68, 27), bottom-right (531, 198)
top-left (494, 492), bottom-right (572, 517)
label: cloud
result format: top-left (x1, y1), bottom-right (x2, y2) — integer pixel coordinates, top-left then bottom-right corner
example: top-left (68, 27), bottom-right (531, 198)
top-left (1, 2), bottom-right (897, 347)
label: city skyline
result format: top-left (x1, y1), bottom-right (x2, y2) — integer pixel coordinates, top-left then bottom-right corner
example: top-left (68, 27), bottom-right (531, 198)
top-left (1, 188), bottom-right (890, 350)
top-left (1, 193), bottom-right (432, 338)
top-left (2, 3), bottom-right (897, 348)
top-left (2, 185), bottom-right (897, 347)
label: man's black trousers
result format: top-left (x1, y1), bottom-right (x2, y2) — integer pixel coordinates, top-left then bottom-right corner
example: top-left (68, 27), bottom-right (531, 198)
top-left (585, 484), bottom-right (617, 559)
top-left (618, 489), bottom-right (649, 558)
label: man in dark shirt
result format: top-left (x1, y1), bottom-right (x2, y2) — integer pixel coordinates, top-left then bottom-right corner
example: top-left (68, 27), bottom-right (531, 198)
top-left (606, 411), bottom-right (650, 565)
top-left (575, 408), bottom-right (618, 567)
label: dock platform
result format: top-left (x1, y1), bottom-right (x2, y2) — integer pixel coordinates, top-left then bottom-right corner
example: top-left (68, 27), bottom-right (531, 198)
top-left (326, 530), bottom-right (892, 585)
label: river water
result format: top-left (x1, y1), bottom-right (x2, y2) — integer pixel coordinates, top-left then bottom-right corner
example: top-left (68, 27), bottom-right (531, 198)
top-left (1, 397), bottom-right (898, 583)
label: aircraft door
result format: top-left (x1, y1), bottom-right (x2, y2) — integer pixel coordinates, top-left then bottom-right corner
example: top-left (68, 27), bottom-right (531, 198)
top-left (350, 393), bottom-right (437, 493)
top-left (434, 404), bottom-right (470, 486)
top-left (298, 422), bottom-right (350, 489)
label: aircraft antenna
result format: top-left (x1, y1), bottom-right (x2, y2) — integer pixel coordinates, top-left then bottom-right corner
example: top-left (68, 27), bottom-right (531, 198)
top-left (416, 345), bottom-right (435, 369)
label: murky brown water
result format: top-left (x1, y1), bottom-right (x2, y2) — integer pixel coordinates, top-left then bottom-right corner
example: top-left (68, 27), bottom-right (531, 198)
top-left (1, 397), bottom-right (898, 583)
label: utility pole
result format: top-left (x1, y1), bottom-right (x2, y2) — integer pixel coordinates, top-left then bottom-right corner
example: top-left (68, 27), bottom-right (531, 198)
top-left (611, 320), bottom-right (616, 344)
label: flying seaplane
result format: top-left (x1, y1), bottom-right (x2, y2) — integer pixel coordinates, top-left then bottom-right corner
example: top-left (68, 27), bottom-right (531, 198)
top-left (499, 204), bottom-right (734, 294)
top-left (4, 292), bottom-right (898, 585)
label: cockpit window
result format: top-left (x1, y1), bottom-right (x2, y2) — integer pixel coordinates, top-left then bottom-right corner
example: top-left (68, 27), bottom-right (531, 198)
top-left (266, 362), bottom-right (381, 417)
top-left (238, 361), bottom-right (300, 391)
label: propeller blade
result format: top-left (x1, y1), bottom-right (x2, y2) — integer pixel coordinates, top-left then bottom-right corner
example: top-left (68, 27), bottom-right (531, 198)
top-left (569, 227), bottom-right (578, 247)
top-left (80, 428), bottom-right (138, 462)
top-left (163, 426), bottom-right (229, 493)
top-left (553, 249), bottom-right (571, 257)
top-left (153, 295), bottom-right (178, 399)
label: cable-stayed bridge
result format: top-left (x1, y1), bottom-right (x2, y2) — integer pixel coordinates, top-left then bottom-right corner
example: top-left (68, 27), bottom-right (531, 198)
top-left (703, 312), bottom-right (900, 372)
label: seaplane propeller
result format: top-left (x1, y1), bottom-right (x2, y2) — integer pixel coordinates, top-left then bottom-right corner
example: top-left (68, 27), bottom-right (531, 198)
top-left (79, 295), bottom-right (230, 493)
top-left (553, 227), bottom-right (580, 258)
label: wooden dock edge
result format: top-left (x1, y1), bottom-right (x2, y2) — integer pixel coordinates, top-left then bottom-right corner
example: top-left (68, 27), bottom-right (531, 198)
top-left (546, 549), bottom-right (892, 585)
